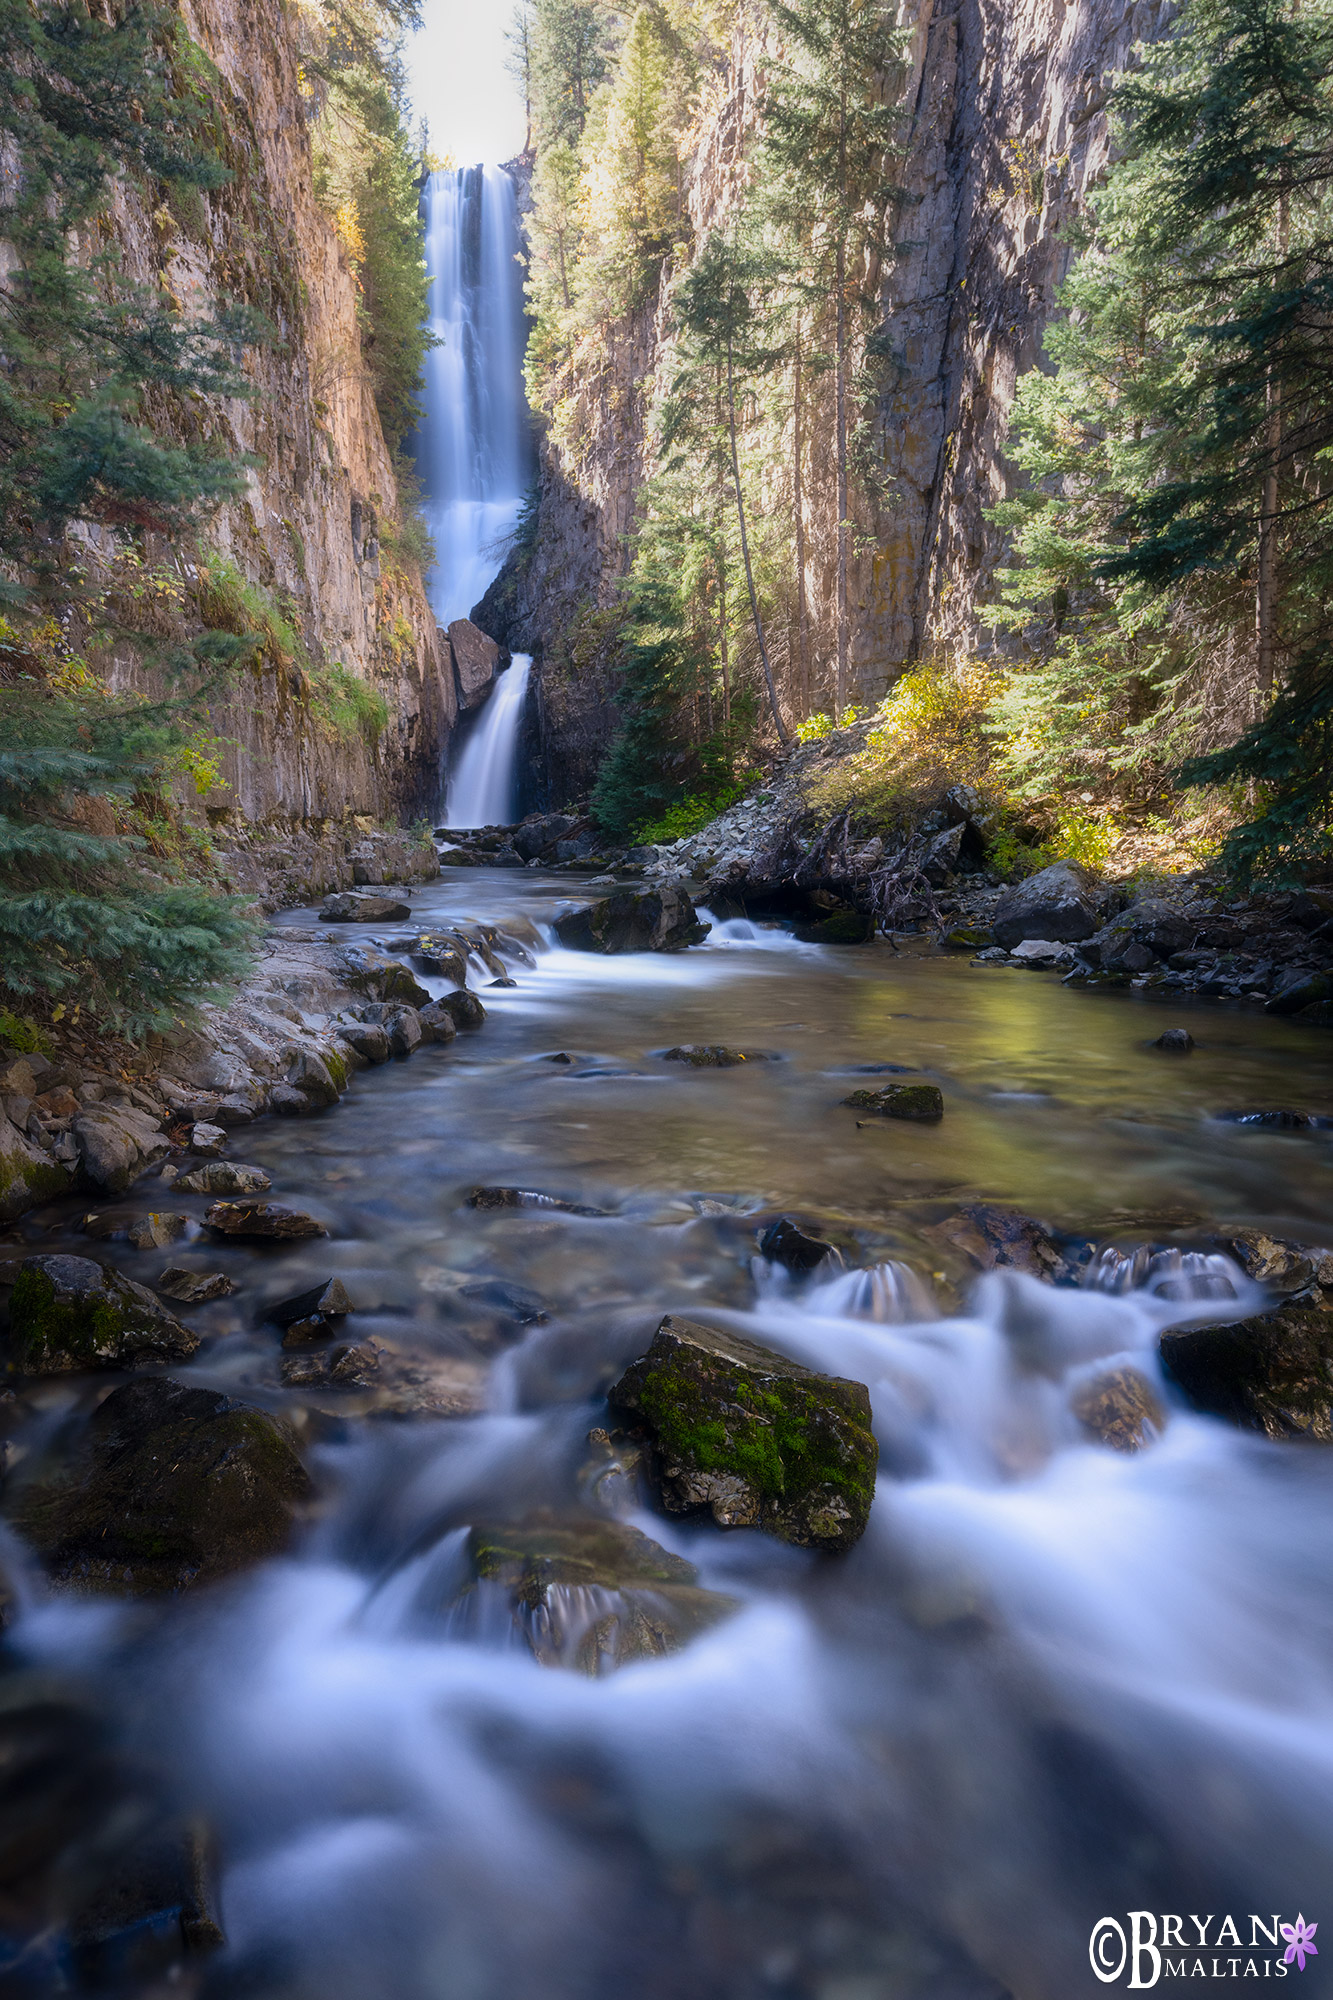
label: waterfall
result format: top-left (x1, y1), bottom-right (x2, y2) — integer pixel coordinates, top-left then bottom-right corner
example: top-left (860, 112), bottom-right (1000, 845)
top-left (445, 653), bottom-right (533, 828)
top-left (419, 165), bottom-right (530, 626)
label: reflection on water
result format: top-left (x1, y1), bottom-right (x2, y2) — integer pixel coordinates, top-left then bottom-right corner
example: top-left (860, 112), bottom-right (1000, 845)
top-left (9, 868), bottom-right (1333, 2000)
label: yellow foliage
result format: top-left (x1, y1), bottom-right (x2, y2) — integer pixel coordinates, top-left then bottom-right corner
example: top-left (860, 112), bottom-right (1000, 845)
top-left (805, 661), bottom-right (1003, 822)
top-left (334, 199), bottom-right (366, 272)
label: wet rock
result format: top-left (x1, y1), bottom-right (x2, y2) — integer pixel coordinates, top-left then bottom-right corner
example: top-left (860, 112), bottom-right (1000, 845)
top-left (332, 945), bottom-right (431, 1007)
top-left (414, 938), bottom-right (469, 984)
top-left (1160, 1308), bottom-right (1333, 1441)
top-left (609, 1314), bottom-right (878, 1553)
top-left (992, 860), bottom-right (1102, 950)
top-left (125, 1212), bottom-right (193, 1252)
top-left (418, 1000), bottom-right (460, 1044)
top-left (661, 1045), bottom-right (770, 1068)
top-left (188, 1122), bottom-right (227, 1157)
top-left (1216, 1108), bottom-right (1322, 1130)
top-left (213, 1093), bottom-right (259, 1127)
top-left (1265, 970), bottom-right (1333, 1016)
top-left (157, 1268), bottom-right (236, 1304)
top-left (10, 1376), bottom-right (311, 1591)
top-left (462, 1519), bottom-right (736, 1674)
top-left (319, 892), bottom-right (412, 923)
top-left (843, 1082), bottom-right (944, 1120)
top-left (1009, 939), bottom-right (1076, 966)
top-left (467, 1186), bottom-right (609, 1217)
top-left (73, 1104), bottom-right (170, 1196)
top-left (174, 1160), bottom-right (271, 1196)
top-left (1154, 1028), bottom-right (1195, 1052)
top-left (1081, 898), bottom-right (1197, 975)
top-left (926, 1205), bottom-right (1072, 1282)
top-left (264, 1278), bottom-right (354, 1328)
top-left (458, 1279), bottom-right (549, 1324)
top-left (1070, 1365), bottom-right (1166, 1452)
top-left (553, 885), bottom-right (711, 954)
top-left (435, 990), bottom-right (487, 1031)
top-left (280, 1342), bottom-right (379, 1388)
top-left (5, 1256), bottom-right (199, 1375)
top-left (336, 1019), bottom-right (392, 1064)
top-left (204, 1201), bottom-right (327, 1241)
top-left (0, 1104), bottom-right (71, 1221)
top-left (1208, 1228), bottom-right (1333, 1298)
top-left (277, 1048), bottom-right (343, 1112)
top-left (355, 1002), bottom-right (422, 1058)
top-left (759, 1218), bottom-right (839, 1274)
top-left (792, 911), bottom-right (874, 945)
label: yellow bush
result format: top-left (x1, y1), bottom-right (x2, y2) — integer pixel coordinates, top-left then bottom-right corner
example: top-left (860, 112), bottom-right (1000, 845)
top-left (806, 661), bottom-right (1002, 821)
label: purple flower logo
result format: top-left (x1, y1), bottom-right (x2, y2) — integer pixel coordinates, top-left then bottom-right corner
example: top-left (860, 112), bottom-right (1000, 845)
top-left (1281, 1917), bottom-right (1319, 1971)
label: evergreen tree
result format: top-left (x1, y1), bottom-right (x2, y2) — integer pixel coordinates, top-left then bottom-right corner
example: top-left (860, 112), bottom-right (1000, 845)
top-left (505, 2), bottom-right (536, 154)
top-left (579, 4), bottom-right (687, 311)
top-left (531, 0), bottom-right (619, 145)
top-left (761, 0), bottom-right (907, 716)
top-left (0, 0), bottom-right (262, 1032)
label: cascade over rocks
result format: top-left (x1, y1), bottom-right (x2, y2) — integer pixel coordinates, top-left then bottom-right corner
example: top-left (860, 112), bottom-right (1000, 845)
top-left (609, 1315), bottom-right (878, 1553)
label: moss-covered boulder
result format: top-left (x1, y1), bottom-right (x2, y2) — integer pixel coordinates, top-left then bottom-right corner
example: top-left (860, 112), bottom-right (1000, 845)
top-left (1160, 1308), bottom-right (1333, 1441)
top-left (6, 1256), bottom-right (199, 1376)
top-left (843, 1082), bottom-right (944, 1120)
top-left (554, 886), bottom-right (710, 954)
top-left (792, 912), bottom-right (873, 945)
top-left (609, 1315), bottom-right (878, 1553)
top-left (661, 1045), bottom-right (771, 1068)
top-left (10, 1376), bottom-right (312, 1593)
top-left (0, 1107), bottom-right (71, 1222)
top-left (463, 1518), bottom-right (736, 1674)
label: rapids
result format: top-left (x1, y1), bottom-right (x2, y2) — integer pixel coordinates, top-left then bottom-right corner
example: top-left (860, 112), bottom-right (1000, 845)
top-left (10, 872), bottom-right (1333, 2000)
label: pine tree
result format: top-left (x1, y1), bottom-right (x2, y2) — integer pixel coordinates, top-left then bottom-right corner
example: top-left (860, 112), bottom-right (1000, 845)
top-left (531, 0), bottom-right (619, 145)
top-left (761, 0), bottom-right (907, 717)
top-left (505, 2), bottom-right (536, 154)
top-left (0, 0), bottom-right (263, 1033)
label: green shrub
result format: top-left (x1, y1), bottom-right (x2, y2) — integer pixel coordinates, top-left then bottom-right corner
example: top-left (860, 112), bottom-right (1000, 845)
top-left (637, 776), bottom-right (761, 844)
top-left (309, 663), bottom-right (389, 745)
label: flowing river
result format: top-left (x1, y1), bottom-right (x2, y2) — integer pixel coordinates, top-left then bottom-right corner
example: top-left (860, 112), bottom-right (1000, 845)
top-left (11, 872), bottom-right (1333, 2000)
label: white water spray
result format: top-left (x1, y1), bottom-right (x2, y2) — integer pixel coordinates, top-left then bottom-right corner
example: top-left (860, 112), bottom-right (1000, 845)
top-left (445, 652), bottom-right (533, 828)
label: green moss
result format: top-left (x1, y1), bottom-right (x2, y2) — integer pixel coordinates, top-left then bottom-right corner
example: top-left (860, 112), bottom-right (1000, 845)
top-left (308, 663), bottom-right (389, 747)
top-left (9, 1267), bottom-right (128, 1371)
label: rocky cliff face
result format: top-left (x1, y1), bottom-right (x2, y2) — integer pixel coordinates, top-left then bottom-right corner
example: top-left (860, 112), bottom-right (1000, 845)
top-left (497, 0), bottom-right (1168, 799)
top-left (111, 0), bottom-right (455, 829)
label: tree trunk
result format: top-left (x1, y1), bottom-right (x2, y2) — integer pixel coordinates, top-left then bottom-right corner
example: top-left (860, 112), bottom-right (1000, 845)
top-left (794, 310), bottom-right (809, 716)
top-left (727, 332), bottom-right (788, 743)
top-left (835, 81), bottom-right (849, 720)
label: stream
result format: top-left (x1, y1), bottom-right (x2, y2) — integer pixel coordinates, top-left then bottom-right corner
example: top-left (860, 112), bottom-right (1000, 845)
top-left (10, 869), bottom-right (1333, 2000)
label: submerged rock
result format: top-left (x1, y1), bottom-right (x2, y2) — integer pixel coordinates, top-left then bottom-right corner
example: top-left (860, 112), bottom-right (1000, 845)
top-left (463, 1519), bottom-right (736, 1674)
top-left (992, 860), bottom-right (1102, 951)
top-left (6, 1255), bottom-right (199, 1375)
top-left (10, 1376), bottom-right (311, 1592)
top-left (1071, 1365), bottom-right (1166, 1452)
top-left (792, 912), bottom-right (873, 945)
top-left (661, 1045), bottom-right (770, 1068)
top-left (843, 1082), bottom-right (944, 1120)
top-left (204, 1201), bottom-right (326, 1241)
top-left (1160, 1307), bottom-right (1333, 1440)
top-left (554, 885), bottom-right (710, 954)
top-left (157, 1268), bottom-right (236, 1304)
top-left (174, 1161), bottom-right (271, 1196)
top-left (280, 1342), bottom-right (379, 1388)
top-left (609, 1314), bottom-right (878, 1553)
top-left (467, 1185), bottom-right (609, 1217)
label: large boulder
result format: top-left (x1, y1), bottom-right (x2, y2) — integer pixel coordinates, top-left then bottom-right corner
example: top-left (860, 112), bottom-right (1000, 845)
top-left (461, 1519), bottom-right (736, 1674)
top-left (6, 1255), bottom-right (199, 1375)
top-left (0, 1106), bottom-right (71, 1221)
top-left (331, 945), bottom-right (430, 1007)
top-left (448, 619), bottom-right (502, 712)
top-left (73, 1104), bottom-right (170, 1196)
top-left (924, 1205), bottom-right (1072, 1283)
top-left (992, 860), bottom-right (1102, 950)
top-left (318, 892), bottom-right (412, 923)
top-left (554, 886), bottom-right (711, 954)
top-left (609, 1315), bottom-right (878, 1553)
top-left (9, 1376), bottom-right (311, 1592)
top-left (1160, 1307), bottom-right (1333, 1441)
top-left (1078, 897), bottom-right (1197, 974)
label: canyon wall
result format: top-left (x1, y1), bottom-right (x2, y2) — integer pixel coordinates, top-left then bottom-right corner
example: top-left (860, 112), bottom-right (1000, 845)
top-left (493, 0), bottom-right (1170, 802)
top-left (111, 0), bottom-right (456, 829)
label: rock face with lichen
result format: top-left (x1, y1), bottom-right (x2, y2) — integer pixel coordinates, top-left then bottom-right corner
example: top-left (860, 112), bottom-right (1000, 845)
top-left (609, 1316), bottom-right (878, 1553)
top-left (9, 1376), bottom-right (311, 1593)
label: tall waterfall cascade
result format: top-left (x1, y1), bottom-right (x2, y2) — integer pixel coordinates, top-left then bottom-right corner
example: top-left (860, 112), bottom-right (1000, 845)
top-left (418, 164), bottom-right (533, 827)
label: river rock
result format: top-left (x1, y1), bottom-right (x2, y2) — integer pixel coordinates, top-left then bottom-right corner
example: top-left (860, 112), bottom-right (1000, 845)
top-left (0, 1104), bottom-right (70, 1221)
top-left (10, 1376), bottom-right (311, 1592)
top-left (1160, 1307), bottom-right (1333, 1440)
top-left (759, 1218), bottom-right (839, 1273)
top-left (992, 860), bottom-right (1102, 950)
top-left (414, 938), bottom-right (469, 984)
top-left (792, 911), bottom-right (874, 945)
top-left (265, 1278), bottom-right (353, 1327)
top-left (125, 1212), bottom-right (193, 1252)
top-left (609, 1315), bottom-right (878, 1552)
top-left (468, 1185), bottom-right (608, 1216)
top-left (336, 1019), bottom-right (392, 1064)
top-left (435, 990), bottom-right (486, 1030)
top-left (355, 1002), bottom-right (421, 1058)
top-left (204, 1201), bottom-right (326, 1241)
top-left (276, 1048), bottom-right (344, 1112)
top-left (1070, 1365), bottom-right (1166, 1451)
top-left (1265, 970), bottom-right (1333, 1016)
top-left (1154, 1028), bottom-right (1195, 1052)
top-left (662, 1045), bottom-right (770, 1068)
top-left (554, 885), bottom-right (710, 954)
top-left (331, 945), bottom-right (430, 1007)
top-left (6, 1255), bottom-right (199, 1374)
top-left (157, 1268), bottom-right (236, 1304)
top-left (462, 1519), bottom-right (736, 1674)
top-left (280, 1341), bottom-right (379, 1388)
top-left (73, 1103), bottom-right (170, 1196)
top-left (1081, 898), bottom-right (1197, 974)
top-left (1009, 939), bottom-right (1077, 966)
top-left (843, 1082), bottom-right (944, 1120)
top-left (925, 1204), bottom-right (1072, 1282)
top-left (418, 1000), bottom-right (459, 1044)
top-left (319, 892), bottom-right (412, 923)
top-left (1208, 1228), bottom-right (1333, 1298)
top-left (188, 1122), bottom-right (227, 1157)
top-left (174, 1161), bottom-right (271, 1196)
